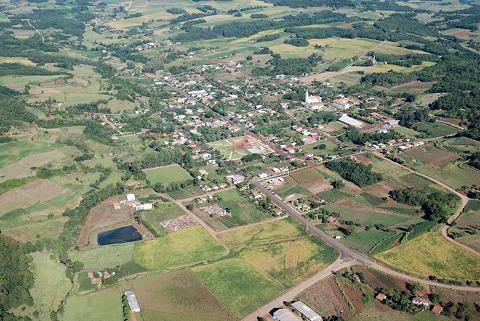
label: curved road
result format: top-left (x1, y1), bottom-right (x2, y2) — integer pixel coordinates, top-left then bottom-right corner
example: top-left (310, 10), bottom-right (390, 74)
top-left (254, 182), bottom-right (480, 292)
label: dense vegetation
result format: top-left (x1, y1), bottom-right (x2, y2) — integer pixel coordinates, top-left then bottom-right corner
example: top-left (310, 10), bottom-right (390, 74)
top-left (325, 158), bottom-right (382, 187)
top-left (390, 188), bottom-right (458, 222)
top-left (0, 236), bottom-right (34, 321)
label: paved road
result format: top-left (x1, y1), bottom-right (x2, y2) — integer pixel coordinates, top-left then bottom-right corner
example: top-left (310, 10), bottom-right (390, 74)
top-left (242, 258), bottom-right (356, 321)
top-left (254, 182), bottom-right (480, 292)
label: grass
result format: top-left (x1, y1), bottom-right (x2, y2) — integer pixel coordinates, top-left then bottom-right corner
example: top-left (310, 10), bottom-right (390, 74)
top-left (350, 304), bottom-right (451, 321)
top-left (414, 121), bottom-right (458, 137)
top-left (342, 230), bottom-right (395, 253)
top-left (141, 201), bottom-right (186, 234)
top-left (21, 251), bottom-right (71, 321)
top-left (69, 242), bottom-right (135, 271)
top-left (208, 137), bottom-right (249, 161)
top-left (194, 258), bottom-right (283, 318)
top-left (144, 164), bottom-right (193, 185)
top-left (220, 219), bottom-right (338, 287)
top-left (121, 269), bottom-right (237, 321)
top-left (215, 189), bottom-right (273, 227)
top-left (375, 232), bottom-right (480, 280)
top-left (324, 204), bottom-right (412, 227)
top-left (133, 226), bottom-right (226, 270)
top-left (64, 285), bottom-right (123, 321)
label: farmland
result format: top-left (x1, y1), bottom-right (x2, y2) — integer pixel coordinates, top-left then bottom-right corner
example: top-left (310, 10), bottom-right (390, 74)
top-left (133, 226), bottom-right (226, 270)
top-left (375, 232), bottom-right (480, 281)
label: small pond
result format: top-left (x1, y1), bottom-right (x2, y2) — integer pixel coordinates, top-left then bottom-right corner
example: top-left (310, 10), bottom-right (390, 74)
top-left (97, 225), bottom-right (142, 246)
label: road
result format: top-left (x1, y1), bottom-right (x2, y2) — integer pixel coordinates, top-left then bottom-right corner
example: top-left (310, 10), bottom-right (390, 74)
top-left (375, 152), bottom-right (480, 258)
top-left (242, 258), bottom-right (356, 321)
top-left (254, 182), bottom-right (480, 292)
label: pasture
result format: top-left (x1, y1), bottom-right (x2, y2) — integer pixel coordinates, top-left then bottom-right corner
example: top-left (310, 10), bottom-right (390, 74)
top-left (122, 270), bottom-right (237, 321)
top-left (144, 164), bottom-right (193, 185)
top-left (69, 242), bottom-right (135, 271)
top-left (194, 258), bottom-right (283, 318)
top-left (375, 232), bottom-right (480, 280)
top-left (133, 226), bottom-right (226, 270)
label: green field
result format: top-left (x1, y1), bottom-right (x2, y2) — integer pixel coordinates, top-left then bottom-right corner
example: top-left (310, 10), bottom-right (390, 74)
top-left (375, 232), bottom-right (480, 280)
top-left (194, 258), bottom-right (283, 318)
top-left (64, 285), bottom-right (123, 321)
top-left (342, 229), bottom-right (396, 254)
top-left (220, 219), bottom-right (338, 287)
top-left (212, 189), bottom-right (272, 228)
top-left (208, 137), bottom-right (249, 161)
top-left (16, 252), bottom-right (72, 321)
top-left (133, 226), bottom-right (226, 270)
top-left (69, 242), bottom-right (135, 271)
top-left (144, 164), bottom-right (193, 185)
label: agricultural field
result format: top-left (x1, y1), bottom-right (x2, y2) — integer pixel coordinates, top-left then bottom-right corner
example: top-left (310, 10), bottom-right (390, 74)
top-left (121, 270), bottom-right (237, 321)
top-left (144, 164), bottom-right (193, 186)
top-left (375, 232), bottom-right (480, 281)
top-left (194, 258), bottom-right (283, 318)
top-left (133, 226), bottom-right (226, 270)
top-left (219, 219), bottom-right (338, 287)
top-left (397, 141), bottom-right (480, 188)
top-left (69, 242), bottom-right (135, 271)
top-left (449, 200), bottom-right (480, 252)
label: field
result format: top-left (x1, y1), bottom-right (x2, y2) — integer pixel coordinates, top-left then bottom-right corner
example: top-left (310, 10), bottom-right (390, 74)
top-left (398, 142), bottom-right (480, 188)
top-left (64, 285), bottom-right (123, 321)
top-left (449, 200), bottom-right (480, 252)
top-left (122, 270), bottom-right (237, 321)
top-left (194, 258), bottom-right (283, 318)
top-left (342, 230), bottom-right (398, 254)
top-left (350, 304), bottom-right (450, 321)
top-left (202, 189), bottom-right (272, 229)
top-left (133, 226), bottom-right (226, 270)
top-left (69, 242), bottom-right (135, 271)
top-left (219, 219), bottom-right (338, 287)
top-left (144, 164), bottom-right (193, 185)
top-left (15, 252), bottom-right (72, 321)
top-left (289, 167), bottom-right (331, 194)
top-left (141, 201), bottom-right (187, 235)
top-left (375, 232), bottom-right (480, 280)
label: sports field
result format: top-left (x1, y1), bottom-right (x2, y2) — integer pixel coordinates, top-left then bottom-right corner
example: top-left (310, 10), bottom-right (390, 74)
top-left (209, 137), bottom-right (250, 160)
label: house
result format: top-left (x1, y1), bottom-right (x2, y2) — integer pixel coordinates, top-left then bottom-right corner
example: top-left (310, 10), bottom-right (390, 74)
top-left (291, 301), bottom-right (323, 321)
top-left (272, 308), bottom-right (302, 321)
top-left (124, 290), bottom-right (141, 312)
top-left (338, 114), bottom-right (365, 129)
top-left (376, 293), bottom-right (387, 302)
top-left (126, 194), bottom-right (136, 201)
top-left (412, 297), bottom-right (431, 307)
top-left (226, 174), bottom-right (245, 185)
top-left (432, 304), bottom-right (443, 315)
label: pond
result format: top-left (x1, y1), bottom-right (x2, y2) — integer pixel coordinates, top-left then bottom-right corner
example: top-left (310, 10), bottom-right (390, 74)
top-left (97, 225), bottom-right (142, 246)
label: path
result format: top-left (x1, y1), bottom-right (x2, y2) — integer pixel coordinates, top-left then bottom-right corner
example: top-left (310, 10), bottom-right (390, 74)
top-left (242, 258), bottom-right (355, 321)
top-left (23, 19), bottom-right (44, 42)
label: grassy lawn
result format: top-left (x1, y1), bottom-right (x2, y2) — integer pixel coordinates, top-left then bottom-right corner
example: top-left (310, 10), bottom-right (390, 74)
top-left (69, 242), bottom-right (135, 271)
top-left (144, 164), bottom-right (193, 185)
top-left (215, 189), bottom-right (272, 227)
top-left (133, 226), bottom-right (226, 270)
top-left (194, 258), bottom-right (283, 318)
top-left (375, 232), bottom-right (480, 280)
top-left (64, 286), bottom-right (123, 321)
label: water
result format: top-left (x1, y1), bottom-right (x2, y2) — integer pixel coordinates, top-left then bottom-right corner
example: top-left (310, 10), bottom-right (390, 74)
top-left (97, 225), bottom-right (142, 246)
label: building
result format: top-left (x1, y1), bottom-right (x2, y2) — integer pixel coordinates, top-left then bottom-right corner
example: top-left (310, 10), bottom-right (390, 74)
top-left (124, 290), bottom-right (141, 312)
top-left (126, 194), bottom-right (136, 201)
top-left (338, 114), bottom-right (365, 129)
top-left (291, 301), bottom-right (323, 321)
top-left (304, 91), bottom-right (324, 110)
top-left (412, 297), bottom-right (431, 307)
top-left (432, 304), bottom-right (443, 315)
top-left (375, 293), bottom-right (387, 302)
top-left (272, 308), bottom-right (303, 321)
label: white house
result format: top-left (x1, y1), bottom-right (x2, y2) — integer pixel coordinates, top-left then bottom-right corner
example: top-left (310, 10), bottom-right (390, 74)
top-left (126, 194), bottom-right (136, 202)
